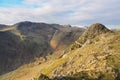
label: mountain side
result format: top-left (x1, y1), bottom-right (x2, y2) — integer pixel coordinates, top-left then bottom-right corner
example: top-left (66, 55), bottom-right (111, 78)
top-left (50, 27), bottom-right (84, 59)
top-left (1, 23), bottom-right (119, 80)
top-left (0, 21), bottom-right (84, 75)
top-left (32, 23), bottom-right (120, 80)
top-left (0, 31), bottom-right (22, 74)
top-left (0, 23), bottom-right (119, 80)
top-left (69, 23), bottom-right (112, 50)
top-left (0, 24), bottom-right (7, 29)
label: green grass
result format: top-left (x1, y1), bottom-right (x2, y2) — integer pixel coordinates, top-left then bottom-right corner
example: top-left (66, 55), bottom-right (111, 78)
top-left (40, 57), bottom-right (69, 76)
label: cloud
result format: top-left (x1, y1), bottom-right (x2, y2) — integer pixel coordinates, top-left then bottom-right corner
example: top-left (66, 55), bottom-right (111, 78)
top-left (0, 0), bottom-right (120, 27)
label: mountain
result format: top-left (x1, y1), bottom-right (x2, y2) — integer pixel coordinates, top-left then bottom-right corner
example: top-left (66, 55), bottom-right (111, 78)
top-left (0, 24), bottom-right (7, 28)
top-left (32, 23), bottom-right (120, 80)
top-left (0, 23), bottom-right (120, 80)
top-left (0, 21), bottom-right (84, 75)
top-left (0, 24), bottom-right (8, 30)
top-left (69, 23), bottom-right (112, 50)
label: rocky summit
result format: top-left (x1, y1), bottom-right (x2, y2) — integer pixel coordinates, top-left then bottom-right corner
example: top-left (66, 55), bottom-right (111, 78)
top-left (0, 22), bottom-right (120, 80)
top-left (69, 23), bottom-right (113, 50)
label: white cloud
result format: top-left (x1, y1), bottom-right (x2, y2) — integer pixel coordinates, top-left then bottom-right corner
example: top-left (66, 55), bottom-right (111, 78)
top-left (0, 0), bottom-right (120, 27)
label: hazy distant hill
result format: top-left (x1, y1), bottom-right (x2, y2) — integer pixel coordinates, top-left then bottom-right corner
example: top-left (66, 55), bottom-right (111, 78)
top-left (112, 28), bottom-right (120, 33)
top-left (0, 24), bottom-right (7, 29)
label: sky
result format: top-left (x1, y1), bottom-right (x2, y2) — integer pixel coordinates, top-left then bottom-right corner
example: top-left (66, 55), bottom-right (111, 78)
top-left (0, 0), bottom-right (120, 28)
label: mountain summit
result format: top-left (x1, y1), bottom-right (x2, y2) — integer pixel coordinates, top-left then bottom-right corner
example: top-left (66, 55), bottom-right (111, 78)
top-left (82, 23), bottom-right (112, 38)
top-left (69, 23), bottom-right (112, 50)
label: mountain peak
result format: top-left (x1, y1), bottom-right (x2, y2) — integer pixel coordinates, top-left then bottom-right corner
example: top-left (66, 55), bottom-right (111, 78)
top-left (88, 23), bottom-right (109, 32)
top-left (69, 23), bottom-right (112, 50)
top-left (82, 23), bottom-right (112, 38)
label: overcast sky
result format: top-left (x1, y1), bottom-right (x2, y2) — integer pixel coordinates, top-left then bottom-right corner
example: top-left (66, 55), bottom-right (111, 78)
top-left (0, 0), bottom-right (120, 28)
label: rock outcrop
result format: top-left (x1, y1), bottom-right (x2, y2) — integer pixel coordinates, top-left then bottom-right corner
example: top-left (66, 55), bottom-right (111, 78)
top-left (70, 23), bottom-right (112, 50)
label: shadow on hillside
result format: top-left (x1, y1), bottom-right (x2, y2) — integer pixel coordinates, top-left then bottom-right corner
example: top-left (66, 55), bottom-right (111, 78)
top-left (0, 31), bottom-right (53, 75)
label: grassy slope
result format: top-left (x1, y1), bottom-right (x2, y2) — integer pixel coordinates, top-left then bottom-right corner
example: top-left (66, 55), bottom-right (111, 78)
top-left (39, 32), bottom-right (120, 80)
top-left (0, 23), bottom-right (84, 80)
top-left (0, 32), bottom-right (120, 80)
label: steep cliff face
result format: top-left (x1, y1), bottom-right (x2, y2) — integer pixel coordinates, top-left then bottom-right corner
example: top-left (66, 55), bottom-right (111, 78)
top-left (0, 21), bottom-right (84, 75)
